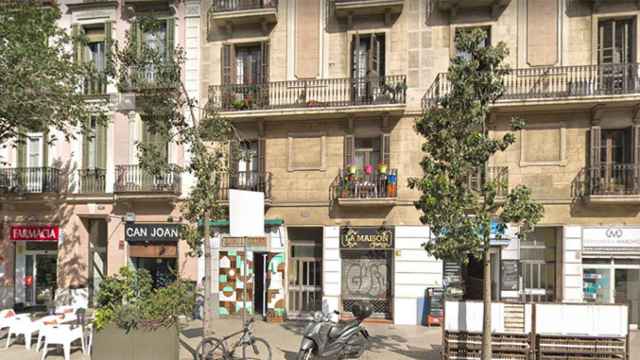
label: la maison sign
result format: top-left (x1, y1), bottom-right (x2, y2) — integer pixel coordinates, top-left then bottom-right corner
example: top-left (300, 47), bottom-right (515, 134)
top-left (125, 223), bottom-right (181, 243)
top-left (340, 227), bottom-right (394, 250)
top-left (583, 227), bottom-right (640, 248)
top-left (10, 225), bottom-right (60, 242)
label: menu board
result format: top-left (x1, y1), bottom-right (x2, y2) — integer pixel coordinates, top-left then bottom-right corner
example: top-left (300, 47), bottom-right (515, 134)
top-left (427, 288), bottom-right (444, 316)
top-left (500, 260), bottom-right (520, 291)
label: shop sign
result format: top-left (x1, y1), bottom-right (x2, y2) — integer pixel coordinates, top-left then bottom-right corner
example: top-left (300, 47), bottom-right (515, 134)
top-left (500, 260), bottom-right (520, 291)
top-left (10, 225), bottom-right (59, 241)
top-left (221, 236), bottom-right (267, 248)
top-left (125, 223), bottom-right (181, 243)
top-left (340, 227), bottom-right (394, 250)
top-left (583, 227), bottom-right (640, 248)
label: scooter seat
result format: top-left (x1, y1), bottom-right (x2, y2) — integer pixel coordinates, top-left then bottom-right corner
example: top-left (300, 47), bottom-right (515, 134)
top-left (328, 320), bottom-right (360, 339)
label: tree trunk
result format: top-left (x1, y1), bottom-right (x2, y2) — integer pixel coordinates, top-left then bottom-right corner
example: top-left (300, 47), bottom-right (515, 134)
top-left (202, 211), bottom-right (214, 337)
top-left (482, 246), bottom-right (492, 360)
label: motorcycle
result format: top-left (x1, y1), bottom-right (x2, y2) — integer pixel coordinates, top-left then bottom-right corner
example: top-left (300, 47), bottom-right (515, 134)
top-left (296, 302), bottom-right (372, 360)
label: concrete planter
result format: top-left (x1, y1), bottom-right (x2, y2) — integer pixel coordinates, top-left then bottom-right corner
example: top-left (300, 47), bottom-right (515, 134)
top-left (93, 324), bottom-right (179, 360)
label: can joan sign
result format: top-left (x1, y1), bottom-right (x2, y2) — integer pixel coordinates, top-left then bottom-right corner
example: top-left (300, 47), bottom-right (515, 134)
top-left (125, 223), bottom-right (181, 243)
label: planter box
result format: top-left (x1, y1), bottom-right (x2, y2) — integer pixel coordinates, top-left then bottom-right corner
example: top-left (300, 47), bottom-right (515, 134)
top-left (93, 324), bottom-right (179, 360)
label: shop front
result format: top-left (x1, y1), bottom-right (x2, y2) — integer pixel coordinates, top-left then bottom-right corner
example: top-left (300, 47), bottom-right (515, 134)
top-left (581, 226), bottom-right (640, 327)
top-left (339, 226), bottom-right (394, 320)
top-left (10, 224), bottom-right (60, 308)
top-left (125, 223), bottom-right (180, 288)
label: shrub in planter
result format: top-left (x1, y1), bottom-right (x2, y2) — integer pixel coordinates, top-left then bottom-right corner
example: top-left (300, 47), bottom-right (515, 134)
top-left (92, 267), bottom-right (196, 360)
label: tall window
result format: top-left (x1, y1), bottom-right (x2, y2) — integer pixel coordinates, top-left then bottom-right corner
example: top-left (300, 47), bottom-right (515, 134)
top-left (235, 45), bottom-right (261, 85)
top-left (520, 227), bottom-right (557, 302)
top-left (598, 18), bottom-right (634, 65)
top-left (83, 116), bottom-right (107, 170)
top-left (221, 42), bottom-right (270, 85)
top-left (351, 33), bottom-right (385, 79)
top-left (84, 26), bottom-right (106, 72)
top-left (354, 137), bottom-right (381, 169)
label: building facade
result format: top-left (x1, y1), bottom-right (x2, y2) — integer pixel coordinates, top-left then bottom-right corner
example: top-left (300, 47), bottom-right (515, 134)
top-left (2, 0), bottom-right (640, 327)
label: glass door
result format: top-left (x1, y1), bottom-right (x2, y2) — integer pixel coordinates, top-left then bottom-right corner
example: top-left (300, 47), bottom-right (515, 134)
top-left (35, 254), bottom-right (57, 305)
top-left (583, 268), bottom-right (613, 303)
top-left (615, 269), bottom-right (640, 326)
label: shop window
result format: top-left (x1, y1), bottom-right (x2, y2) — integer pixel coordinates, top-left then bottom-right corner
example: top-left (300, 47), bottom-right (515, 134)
top-left (288, 227), bottom-right (323, 315)
top-left (520, 227), bottom-right (557, 302)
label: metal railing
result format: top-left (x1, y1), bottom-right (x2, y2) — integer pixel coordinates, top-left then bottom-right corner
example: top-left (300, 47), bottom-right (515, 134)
top-left (331, 168), bottom-right (398, 200)
top-left (0, 167), bottom-right (61, 194)
top-left (209, 75), bottom-right (407, 111)
top-left (79, 168), bottom-right (106, 193)
top-left (575, 163), bottom-right (640, 197)
top-left (422, 63), bottom-right (640, 109)
top-left (82, 72), bottom-right (107, 96)
top-left (218, 171), bottom-right (272, 200)
top-left (114, 164), bottom-right (181, 193)
top-left (212, 0), bottom-right (278, 12)
top-left (467, 166), bottom-right (509, 197)
top-left (124, 64), bottom-right (180, 92)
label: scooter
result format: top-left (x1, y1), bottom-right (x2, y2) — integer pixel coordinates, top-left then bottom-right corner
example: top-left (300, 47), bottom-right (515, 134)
top-left (296, 302), bottom-right (372, 360)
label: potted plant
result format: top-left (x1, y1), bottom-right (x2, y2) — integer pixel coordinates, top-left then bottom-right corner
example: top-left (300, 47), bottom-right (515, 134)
top-left (92, 267), bottom-right (195, 360)
top-left (364, 164), bottom-right (374, 175)
top-left (377, 162), bottom-right (388, 174)
top-left (347, 164), bottom-right (357, 175)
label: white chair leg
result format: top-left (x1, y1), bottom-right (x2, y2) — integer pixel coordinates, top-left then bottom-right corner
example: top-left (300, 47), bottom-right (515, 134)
top-left (81, 335), bottom-right (86, 354)
top-left (5, 330), bottom-right (12, 348)
top-left (41, 341), bottom-right (48, 360)
top-left (25, 331), bottom-right (32, 350)
top-left (63, 342), bottom-right (71, 360)
top-left (36, 333), bottom-right (43, 351)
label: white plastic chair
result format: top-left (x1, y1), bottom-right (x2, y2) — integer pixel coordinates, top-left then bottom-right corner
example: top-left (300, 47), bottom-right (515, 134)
top-left (5, 314), bottom-right (38, 349)
top-left (40, 324), bottom-right (85, 360)
top-left (35, 315), bottom-right (63, 351)
top-left (0, 309), bottom-right (17, 332)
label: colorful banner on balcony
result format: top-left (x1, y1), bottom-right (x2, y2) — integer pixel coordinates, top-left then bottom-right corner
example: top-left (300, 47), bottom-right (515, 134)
top-left (340, 227), bottom-right (394, 250)
top-left (125, 223), bottom-right (182, 243)
top-left (10, 225), bottom-right (59, 241)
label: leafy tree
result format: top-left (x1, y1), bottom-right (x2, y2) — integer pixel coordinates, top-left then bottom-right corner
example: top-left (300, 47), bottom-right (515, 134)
top-left (108, 16), bottom-right (236, 336)
top-left (409, 30), bottom-right (544, 359)
top-left (0, 2), bottom-right (95, 152)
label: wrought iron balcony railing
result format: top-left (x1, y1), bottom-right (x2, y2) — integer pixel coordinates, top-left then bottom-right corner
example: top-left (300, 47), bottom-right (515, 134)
top-left (209, 76), bottom-right (407, 112)
top-left (212, 0), bottom-right (278, 12)
top-left (467, 166), bottom-right (509, 197)
top-left (422, 63), bottom-right (640, 110)
top-left (575, 163), bottom-right (640, 197)
top-left (114, 164), bottom-right (181, 193)
top-left (79, 168), bottom-right (107, 193)
top-left (0, 167), bottom-right (61, 194)
top-left (331, 168), bottom-right (398, 200)
top-left (218, 171), bottom-right (272, 201)
top-left (82, 72), bottom-right (107, 96)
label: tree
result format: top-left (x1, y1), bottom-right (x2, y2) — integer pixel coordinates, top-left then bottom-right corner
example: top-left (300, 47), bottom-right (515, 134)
top-left (409, 30), bottom-right (544, 359)
top-left (0, 2), bottom-right (94, 151)
top-left (108, 16), bottom-right (236, 336)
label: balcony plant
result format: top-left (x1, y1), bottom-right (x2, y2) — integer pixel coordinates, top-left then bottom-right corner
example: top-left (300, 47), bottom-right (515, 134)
top-left (347, 164), bottom-right (357, 175)
top-left (92, 267), bottom-right (196, 360)
top-left (377, 162), bottom-right (388, 175)
top-left (364, 164), bottom-right (374, 175)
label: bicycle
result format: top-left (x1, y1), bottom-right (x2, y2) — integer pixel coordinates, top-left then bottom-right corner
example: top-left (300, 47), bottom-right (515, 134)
top-left (197, 318), bottom-right (272, 360)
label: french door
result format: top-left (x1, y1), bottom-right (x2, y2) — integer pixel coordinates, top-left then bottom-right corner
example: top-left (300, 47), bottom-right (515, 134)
top-left (598, 18), bottom-right (635, 93)
top-left (24, 252), bottom-right (57, 306)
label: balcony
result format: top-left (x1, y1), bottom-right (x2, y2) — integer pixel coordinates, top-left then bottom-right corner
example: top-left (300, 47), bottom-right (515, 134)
top-left (209, 76), bottom-right (406, 117)
top-left (422, 63), bottom-right (640, 110)
top-left (82, 72), bottom-right (107, 97)
top-left (575, 164), bottom-right (640, 204)
top-left (114, 165), bottom-right (181, 197)
top-left (435, 0), bottom-right (511, 17)
top-left (218, 171), bottom-right (272, 204)
top-left (330, 168), bottom-right (398, 206)
top-left (209, 0), bottom-right (278, 30)
top-left (467, 166), bottom-right (509, 198)
top-left (123, 65), bottom-right (180, 93)
top-left (0, 167), bottom-right (61, 195)
top-left (331, 0), bottom-right (404, 19)
top-left (79, 168), bottom-right (107, 194)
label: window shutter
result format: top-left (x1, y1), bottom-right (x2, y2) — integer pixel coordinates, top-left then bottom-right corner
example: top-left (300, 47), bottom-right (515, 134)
top-left (258, 138), bottom-right (266, 174)
top-left (221, 44), bottom-right (236, 85)
top-left (17, 138), bottom-right (26, 168)
top-left (42, 130), bottom-right (49, 168)
top-left (229, 140), bottom-right (239, 174)
top-left (260, 41), bottom-right (270, 84)
top-left (381, 133), bottom-right (390, 166)
top-left (104, 21), bottom-right (113, 72)
top-left (590, 126), bottom-right (602, 168)
top-left (82, 119), bottom-right (90, 169)
top-left (166, 18), bottom-right (175, 61)
top-left (97, 124), bottom-right (107, 169)
top-left (351, 33), bottom-right (360, 79)
top-left (130, 21), bottom-right (140, 57)
top-left (344, 135), bottom-right (354, 168)
top-left (72, 24), bottom-right (82, 64)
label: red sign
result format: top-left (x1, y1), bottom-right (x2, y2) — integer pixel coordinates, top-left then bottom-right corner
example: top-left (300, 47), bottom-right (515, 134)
top-left (10, 225), bottom-right (59, 241)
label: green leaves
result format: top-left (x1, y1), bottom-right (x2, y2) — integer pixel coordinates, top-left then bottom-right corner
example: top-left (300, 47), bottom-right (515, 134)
top-left (410, 28), bottom-right (544, 263)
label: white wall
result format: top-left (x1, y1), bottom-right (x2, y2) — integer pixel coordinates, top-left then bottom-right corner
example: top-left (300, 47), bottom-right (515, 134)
top-left (562, 225), bottom-right (583, 302)
top-left (393, 226), bottom-right (442, 325)
top-left (322, 226), bottom-right (341, 316)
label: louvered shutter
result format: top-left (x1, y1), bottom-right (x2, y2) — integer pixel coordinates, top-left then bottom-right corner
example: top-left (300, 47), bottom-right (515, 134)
top-left (42, 130), bottom-right (49, 167)
top-left (221, 44), bottom-right (235, 85)
top-left (258, 138), bottom-right (266, 174)
top-left (130, 21), bottom-right (140, 57)
top-left (351, 33), bottom-right (360, 79)
top-left (381, 133), bottom-right (390, 166)
top-left (165, 18), bottom-right (175, 61)
top-left (590, 126), bottom-right (602, 168)
top-left (260, 41), bottom-right (270, 84)
top-left (229, 140), bottom-right (239, 174)
top-left (104, 21), bottom-right (113, 72)
top-left (82, 119), bottom-right (90, 169)
top-left (17, 138), bottom-right (26, 168)
top-left (344, 135), bottom-right (354, 168)
top-left (97, 124), bottom-right (107, 169)
top-left (72, 24), bottom-right (83, 64)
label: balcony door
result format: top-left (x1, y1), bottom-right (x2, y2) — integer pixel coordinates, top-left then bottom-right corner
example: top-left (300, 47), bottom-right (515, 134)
top-left (26, 134), bottom-right (44, 192)
top-left (351, 33), bottom-right (385, 103)
top-left (221, 42), bottom-right (269, 108)
top-left (600, 129), bottom-right (631, 194)
top-left (231, 139), bottom-right (265, 192)
top-left (598, 18), bottom-right (635, 92)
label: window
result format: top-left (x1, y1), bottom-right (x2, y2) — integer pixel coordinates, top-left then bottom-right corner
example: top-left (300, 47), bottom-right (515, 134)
top-left (83, 116), bottom-right (107, 170)
top-left (354, 137), bottom-right (381, 169)
top-left (221, 42), bottom-right (270, 85)
top-left (455, 26), bottom-right (491, 60)
top-left (235, 45), bottom-right (261, 85)
top-left (141, 122), bottom-right (169, 162)
top-left (351, 33), bottom-right (385, 79)
top-left (27, 134), bottom-right (43, 168)
top-left (143, 21), bottom-right (167, 59)
top-left (83, 26), bottom-right (106, 71)
top-left (520, 227), bottom-right (557, 302)
top-left (598, 18), bottom-right (634, 65)
top-left (601, 129), bottom-right (629, 165)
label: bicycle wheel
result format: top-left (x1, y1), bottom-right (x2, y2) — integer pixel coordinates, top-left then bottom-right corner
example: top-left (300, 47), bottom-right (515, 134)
top-left (239, 337), bottom-right (272, 360)
top-left (197, 337), bottom-right (226, 360)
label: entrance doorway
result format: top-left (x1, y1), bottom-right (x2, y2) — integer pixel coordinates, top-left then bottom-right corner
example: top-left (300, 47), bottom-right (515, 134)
top-left (287, 227), bottom-right (323, 318)
top-left (24, 251), bottom-right (58, 306)
top-left (254, 252), bottom-right (267, 316)
top-left (88, 219), bottom-right (107, 305)
top-left (132, 257), bottom-right (177, 288)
